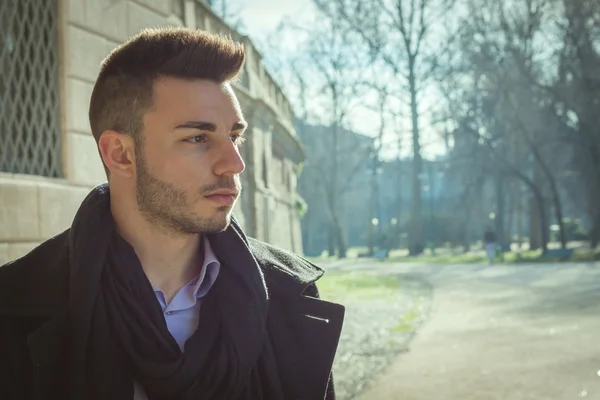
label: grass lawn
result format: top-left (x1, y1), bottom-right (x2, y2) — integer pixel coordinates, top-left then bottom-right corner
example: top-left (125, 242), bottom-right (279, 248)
top-left (389, 307), bottom-right (422, 334)
top-left (316, 271), bottom-right (401, 303)
top-left (304, 247), bottom-right (370, 264)
top-left (304, 245), bottom-right (599, 266)
top-left (384, 247), bottom-right (599, 264)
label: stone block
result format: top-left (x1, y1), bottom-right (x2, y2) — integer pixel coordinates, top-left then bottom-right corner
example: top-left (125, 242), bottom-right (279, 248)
top-left (131, 0), bottom-right (172, 16)
top-left (269, 200), bottom-right (292, 251)
top-left (66, 132), bottom-right (107, 187)
top-left (38, 183), bottom-right (89, 238)
top-left (65, 25), bottom-right (109, 82)
top-left (0, 179), bottom-right (40, 241)
top-left (127, 1), bottom-right (172, 37)
top-left (166, 14), bottom-right (184, 27)
top-left (7, 242), bottom-right (40, 262)
top-left (65, 78), bottom-right (93, 134)
top-left (85, 0), bottom-right (129, 42)
top-left (292, 217), bottom-right (303, 254)
top-left (65, 0), bottom-right (86, 25)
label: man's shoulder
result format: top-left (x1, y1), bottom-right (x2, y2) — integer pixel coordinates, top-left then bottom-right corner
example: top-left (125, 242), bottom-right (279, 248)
top-left (247, 238), bottom-right (325, 292)
top-left (0, 229), bottom-right (70, 274)
top-left (0, 230), bottom-right (70, 315)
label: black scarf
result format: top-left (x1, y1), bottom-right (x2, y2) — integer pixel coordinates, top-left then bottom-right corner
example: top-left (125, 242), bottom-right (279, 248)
top-left (66, 183), bottom-right (285, 399)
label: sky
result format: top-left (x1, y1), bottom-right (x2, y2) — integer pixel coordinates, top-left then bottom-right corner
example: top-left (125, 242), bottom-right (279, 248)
top-left (220, 0), bottom-right (448, 160)
top-left (230, 0), bottom-right (316, 37)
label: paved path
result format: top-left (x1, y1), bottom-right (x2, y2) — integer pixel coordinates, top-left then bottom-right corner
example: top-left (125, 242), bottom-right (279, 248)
top-left (356, 262), bottom-right (600, 400)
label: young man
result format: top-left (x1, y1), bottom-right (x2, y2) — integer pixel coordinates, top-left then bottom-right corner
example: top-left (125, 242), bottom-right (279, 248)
top-left (0, 28), bottom-right (344, 400)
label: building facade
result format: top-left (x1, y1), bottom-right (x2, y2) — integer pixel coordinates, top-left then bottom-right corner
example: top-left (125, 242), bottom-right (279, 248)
top-left (0, 0), bottom-right (304, 265)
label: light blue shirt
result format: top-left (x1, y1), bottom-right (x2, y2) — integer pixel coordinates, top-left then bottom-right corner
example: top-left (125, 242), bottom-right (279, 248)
top-left (133, 238), bottom-right (221, 399)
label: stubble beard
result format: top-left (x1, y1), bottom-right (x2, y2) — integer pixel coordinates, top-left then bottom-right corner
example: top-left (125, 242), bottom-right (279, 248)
top-left (134, 145), bottom-right (238, 236)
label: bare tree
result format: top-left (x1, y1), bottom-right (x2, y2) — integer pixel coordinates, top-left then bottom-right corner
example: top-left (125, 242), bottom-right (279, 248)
top-left (264, 17), bottom-right (375, 258)
top-left (484, 0), bottom-right (600, 246)
top-left (313, 0), bottom-right (457, 255)
top-left (552, 0), bottom-right (600, 246)
top-left (435, 0), bottom-right (584, 251)
top-left (364, 84), bottom-right (392, 255)
top-left (208, 0), bottom-right (247, 32)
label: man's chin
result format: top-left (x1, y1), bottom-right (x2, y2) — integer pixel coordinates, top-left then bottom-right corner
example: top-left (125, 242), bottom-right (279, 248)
top-left (205, 209), bottom-right (233, 233)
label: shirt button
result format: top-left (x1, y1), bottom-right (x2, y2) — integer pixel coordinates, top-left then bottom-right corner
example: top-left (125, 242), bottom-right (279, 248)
top-left (165, 311), bottom-right (173, 315)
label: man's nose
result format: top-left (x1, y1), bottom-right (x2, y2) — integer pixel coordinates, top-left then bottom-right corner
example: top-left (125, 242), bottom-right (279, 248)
top-left (213, 139), bottom-right (245, 176)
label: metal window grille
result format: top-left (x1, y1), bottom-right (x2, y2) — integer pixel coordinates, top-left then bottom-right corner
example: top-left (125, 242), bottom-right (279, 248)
top-left (0, 0), bottom-right (61, 177)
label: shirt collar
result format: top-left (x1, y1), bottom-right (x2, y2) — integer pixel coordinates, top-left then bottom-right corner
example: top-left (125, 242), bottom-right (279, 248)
top-left (190, 236), bottom-right (221, 299)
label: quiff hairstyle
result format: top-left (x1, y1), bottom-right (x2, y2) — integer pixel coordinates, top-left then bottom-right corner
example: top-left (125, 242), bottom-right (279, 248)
top-left (89, 27), bottom-right (245, 165)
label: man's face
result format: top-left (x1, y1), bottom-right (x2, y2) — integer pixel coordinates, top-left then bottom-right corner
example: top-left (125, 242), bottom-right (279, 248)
top-left (134, 77), bottom-right (246, 235)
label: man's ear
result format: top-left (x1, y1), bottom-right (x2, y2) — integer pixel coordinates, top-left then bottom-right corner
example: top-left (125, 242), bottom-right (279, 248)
top-left (98, 131), bottom-right (136, 179)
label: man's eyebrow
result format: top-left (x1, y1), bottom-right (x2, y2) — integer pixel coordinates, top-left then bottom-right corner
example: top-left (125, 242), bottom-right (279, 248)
top-left (175, 121), bottom-right (248, 132)
top-left (175, 121), bottom-right (216, 131)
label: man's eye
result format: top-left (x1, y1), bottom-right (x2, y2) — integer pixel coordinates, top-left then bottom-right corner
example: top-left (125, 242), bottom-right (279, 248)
top-left (186, 135), bottom-right (207, 143)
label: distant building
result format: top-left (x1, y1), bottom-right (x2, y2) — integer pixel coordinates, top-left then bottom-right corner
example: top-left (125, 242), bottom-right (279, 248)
top-left (296, 121), bottom-right (374, 256)
top-left (0, 0), bottom-right (304, 265)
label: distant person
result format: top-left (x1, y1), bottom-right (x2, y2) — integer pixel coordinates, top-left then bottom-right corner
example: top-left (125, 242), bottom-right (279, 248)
top-left (0, 28), bottom-right (344, 400)
top-left (484, 226), bottom-right (497, 264)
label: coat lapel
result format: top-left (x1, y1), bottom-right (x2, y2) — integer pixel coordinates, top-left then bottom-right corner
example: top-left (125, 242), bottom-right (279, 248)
top-left (289, 294), bottom-right (345, 399)
top-left (247, 237), bottom-right (346, 399)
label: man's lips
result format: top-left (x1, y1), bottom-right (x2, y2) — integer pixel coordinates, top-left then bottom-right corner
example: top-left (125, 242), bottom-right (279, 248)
top-left (204, 190), bottom-right (238, 206)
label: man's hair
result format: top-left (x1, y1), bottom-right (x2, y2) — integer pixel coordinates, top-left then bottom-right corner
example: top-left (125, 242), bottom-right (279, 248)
top-left (89, 27), bottom-right (245, 150)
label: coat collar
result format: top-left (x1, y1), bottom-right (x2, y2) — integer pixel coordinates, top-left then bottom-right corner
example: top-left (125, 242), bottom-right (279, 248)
top-left (247, 237), bottom-right (325, 295)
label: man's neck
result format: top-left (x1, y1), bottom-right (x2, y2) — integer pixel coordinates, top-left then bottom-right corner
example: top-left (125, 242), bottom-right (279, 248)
top-left (110, 198), bottom-right (203, 302)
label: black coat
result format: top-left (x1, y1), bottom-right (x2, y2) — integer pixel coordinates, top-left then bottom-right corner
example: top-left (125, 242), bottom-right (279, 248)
top-left (0, 230), bottom-right (345, 400)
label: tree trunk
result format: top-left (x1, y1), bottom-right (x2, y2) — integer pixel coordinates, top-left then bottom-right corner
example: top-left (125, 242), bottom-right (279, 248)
top-left (528, 139), bottom-right (567, 248)
top-left (506, 182), bottom-right (515, 247)
top-left (585, 173), bottom-right (600, 249)
top-left (325, 184), bottom-right (347, 258)
top-left (549, 177), bottom-right (567, 248)
top-left (368, 154), bottom-right (377, 256)
top-left (528, 159), bottom-right (544, 251)
top-left (327, 224), bottom-right (335, 257)
top-left (494, 174), bottom-right (506, 246)
top-left (332, 215), bottom-right (348, 258)
top-left (584, 173), bottom-right (600, 249)
top-left (530, 186), bottom-right (549, 252)
top-left (462, 199), bottom-right (472, 253)
top-left (396, 158), bottom-right (403, 237)
top-left (513, 168), bottom-right (548, 252)
top-left (367, 217), bottom-right (374, 256)
top-left (517, 187), bottom-right (523, 248)
top-left (529, 194), bottom-right (541, 250)
top-left (331, 120), bottom-right (339, 256)
top-left (408, 61), bottom-right (423, 256)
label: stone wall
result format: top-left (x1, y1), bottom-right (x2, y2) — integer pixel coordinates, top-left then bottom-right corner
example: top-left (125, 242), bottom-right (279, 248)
top-left (0, 0), bottom-right (304, 266)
